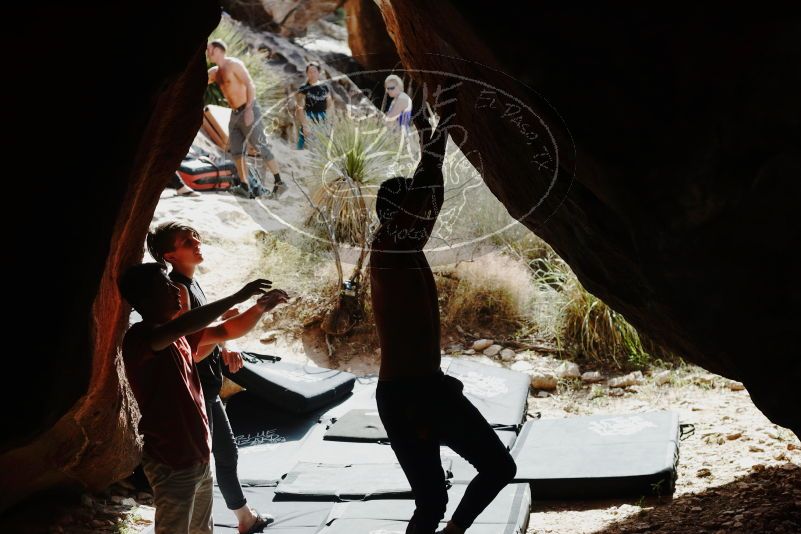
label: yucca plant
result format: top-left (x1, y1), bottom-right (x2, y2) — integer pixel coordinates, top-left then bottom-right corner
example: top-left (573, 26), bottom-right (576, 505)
top-left (299, 113), bottom-right (407, 338)
top-left (304, 113), bottom-right (404, 246)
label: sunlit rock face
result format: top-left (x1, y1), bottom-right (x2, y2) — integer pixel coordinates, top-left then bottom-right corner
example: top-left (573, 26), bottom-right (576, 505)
top-left (361, 1), bottom-right (801, 435)
top-left (1, 0), bottom-right (220, 512)
top-left (221, 0), bottom-right (342, 37)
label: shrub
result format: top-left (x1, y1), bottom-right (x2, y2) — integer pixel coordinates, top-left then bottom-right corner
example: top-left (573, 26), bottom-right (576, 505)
top-left (251, 230), bottom-right (340, 331)
top-left (552, 261), bottom-right (679, 370)
top-left (437, 252), bottom-right (536, 337)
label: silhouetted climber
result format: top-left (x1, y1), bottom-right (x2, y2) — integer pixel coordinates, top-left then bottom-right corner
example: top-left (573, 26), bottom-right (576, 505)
top-left (369, 82), bottom-right (517, 534)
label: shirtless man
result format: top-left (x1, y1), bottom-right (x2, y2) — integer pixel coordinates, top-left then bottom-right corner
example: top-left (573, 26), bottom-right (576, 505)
top-left (369, 84), bottom-right (516, 534)
top-left (207, 39), bottom-right (285, 198)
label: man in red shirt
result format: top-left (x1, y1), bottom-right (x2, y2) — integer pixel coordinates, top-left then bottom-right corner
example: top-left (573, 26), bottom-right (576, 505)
top-left (119, 263), bottom-right (272, 533)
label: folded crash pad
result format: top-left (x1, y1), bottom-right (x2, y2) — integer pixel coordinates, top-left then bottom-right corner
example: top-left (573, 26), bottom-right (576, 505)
top-left (231, 359), bottom-right (356, 414)
top-left (177, 157), bottom-right (238, 191)
top-left (202, 104), bottom-right (231, 150)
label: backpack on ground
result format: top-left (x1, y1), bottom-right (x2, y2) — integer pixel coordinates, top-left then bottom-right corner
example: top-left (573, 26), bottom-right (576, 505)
top-left (176, 156), bottom-right (239, 191)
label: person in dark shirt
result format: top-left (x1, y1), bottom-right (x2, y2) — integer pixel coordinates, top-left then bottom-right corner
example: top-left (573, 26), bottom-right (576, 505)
top-left (147, 222), bottom-right (288, 534)
top-left (369, 84), bottom-right (517, 534)
top-left (119, 263), bottom-right (272, 534)
top-left (295, 61), bottom-right (333, 149)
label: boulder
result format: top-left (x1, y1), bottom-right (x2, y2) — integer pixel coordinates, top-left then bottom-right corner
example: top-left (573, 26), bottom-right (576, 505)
top-left (360, 0), bottom-right (801, 436)
top-left (581, 371), bottom-right (604, 384)
top-left (499, 348), bottom-right (517, 362)
top-left (483, 344), bottom-right (502, 357)
top-left (471, 339), bottom-right (494, 351)
top-left (530, 372), bottom-right (558, 391)
top-left (609, 371), bottom-right (645, 389)
top-left (654, 370), bottom-right (672, 386)
top-left (221, 0), bottom-right (342, 37)
top-left (555, 361), bottom-right (581, 379)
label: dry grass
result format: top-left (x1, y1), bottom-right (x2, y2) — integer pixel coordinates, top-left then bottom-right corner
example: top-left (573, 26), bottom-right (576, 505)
top-left (247, 230), bottom-right (340, 332)
top-left (557, 272), bottom-right (645, 369)
top-left (548, 259), bottom-right (679, 371)
top-left (436, 251), bottom-right (536, 337)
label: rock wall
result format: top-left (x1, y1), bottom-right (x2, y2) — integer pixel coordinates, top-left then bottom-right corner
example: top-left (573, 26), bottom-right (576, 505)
top-left (1, 0), bottom-right (221, 512)
top-left (343, 0), bottom-right (404, 108)
top-left (368, 1), bottom-right (801, 434)
top-left (345, 0), bottom-right (401, 72)
top-left (221, 0), bottom-right (342, 37)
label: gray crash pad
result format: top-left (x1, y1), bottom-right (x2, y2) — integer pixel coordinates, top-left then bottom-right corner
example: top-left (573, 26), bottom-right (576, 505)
top-left (322, 359), bottom-right (530, 444)
top-left (224, 391), bottom-right (326, 485)
top-left (297, 423), bottom-right (398, 465)
top-left (319, 376), bottom-right (379, 422)
top-left (321, 519), bottom-right (527, 534)
top-left (443, 430), bottom-right (519, 484)
top-left (441, 357), bottom-right (530, 427)
top-left (275, 460), bottom-right (452, 501)
top-left (330, 482), bottom-right (530, 530)
top-left (211, 486), bottom-right (335, 530)
top-left (323, 409), bottom-right (385, 442)
top-left (231, 358), bottom-right (356, 414)
top-left (323, 409), bottom-right (522, 444)
top-left (512, 411), bottom-right (682, 498)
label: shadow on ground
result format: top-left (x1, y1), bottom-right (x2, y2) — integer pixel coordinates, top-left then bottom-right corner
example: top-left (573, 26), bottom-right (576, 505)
top-left (582, 463), bottom-right (801, 534)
